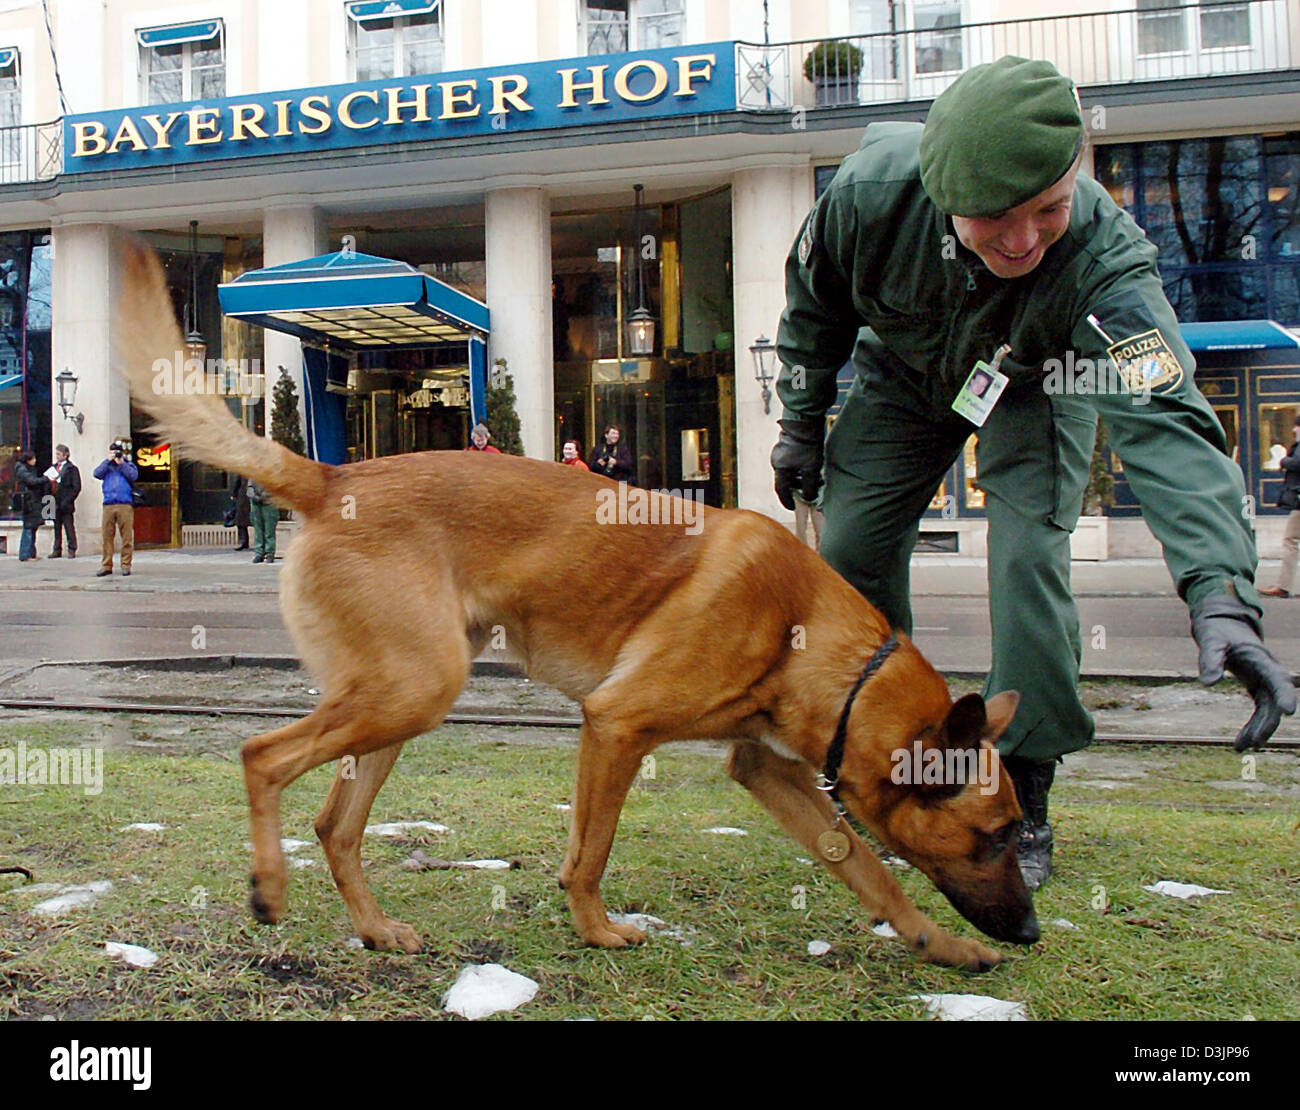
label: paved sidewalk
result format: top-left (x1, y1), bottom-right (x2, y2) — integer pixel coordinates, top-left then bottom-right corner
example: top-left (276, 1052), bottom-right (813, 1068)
top-left (0, 545), bottom-right (1282, 597)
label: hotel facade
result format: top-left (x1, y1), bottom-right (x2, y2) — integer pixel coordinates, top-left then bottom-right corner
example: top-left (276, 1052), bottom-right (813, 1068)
top-left (0, 0), bottom-right (1298, 558)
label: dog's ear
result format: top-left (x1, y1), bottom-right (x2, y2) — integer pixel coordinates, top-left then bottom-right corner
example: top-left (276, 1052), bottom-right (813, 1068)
top-left (941, 692), bottom-right (986, 753)
top-left (981, 691), bottom-right (1019, 743)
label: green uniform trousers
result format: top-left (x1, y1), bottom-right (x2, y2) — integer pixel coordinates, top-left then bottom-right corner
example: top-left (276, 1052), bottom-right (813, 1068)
top-left (250, 501), bottom-right (278, 558)
top-left (819, 352), bottom-right (1097, 761)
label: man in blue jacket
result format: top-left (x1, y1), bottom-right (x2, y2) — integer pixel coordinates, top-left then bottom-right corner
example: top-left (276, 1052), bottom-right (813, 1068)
top-left (93, 440), bottom-right (138, 577)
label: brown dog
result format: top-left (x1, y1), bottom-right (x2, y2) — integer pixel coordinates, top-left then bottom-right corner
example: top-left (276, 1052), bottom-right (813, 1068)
top-left (116, 238), bottom-right (1037, 971)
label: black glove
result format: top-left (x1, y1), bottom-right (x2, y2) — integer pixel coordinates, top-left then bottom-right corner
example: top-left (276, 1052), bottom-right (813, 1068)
top-left (771, 416), bottom-right (825, 511)
top-left (1191, 593), bottom-right (1297, 751)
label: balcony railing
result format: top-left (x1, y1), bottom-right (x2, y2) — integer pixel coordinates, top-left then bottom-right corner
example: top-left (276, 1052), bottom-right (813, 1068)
top-left (0, 121), bottom-right (62, 185)
top-left (737, 1), bottom-right (1297, 110)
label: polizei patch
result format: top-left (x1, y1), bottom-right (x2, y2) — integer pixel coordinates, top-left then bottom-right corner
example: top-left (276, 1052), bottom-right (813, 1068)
top-left (1106, 328), bottom-right (1184, 394)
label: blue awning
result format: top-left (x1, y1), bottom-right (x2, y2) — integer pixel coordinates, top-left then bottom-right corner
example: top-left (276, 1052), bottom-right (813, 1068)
top-left (0, 374), bottom-right (22, 391)
top-left (346, 0), bottom-right (438, 22)
top-left (1181, 320), bottom-right (1300, 352)
top-left (218, 250), bottom-right (489, 350)
top-left (0, 48), bottom-right (17, 71)
top-left (137, 21), bottom-right (222, 48)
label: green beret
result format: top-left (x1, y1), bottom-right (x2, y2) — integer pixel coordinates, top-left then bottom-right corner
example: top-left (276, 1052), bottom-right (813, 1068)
top-left (920, 56), bottom-right (1083, 218)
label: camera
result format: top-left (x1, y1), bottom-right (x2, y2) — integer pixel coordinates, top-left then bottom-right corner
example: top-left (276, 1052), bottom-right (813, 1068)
top-left (110, 440), bottom-right (126, 459)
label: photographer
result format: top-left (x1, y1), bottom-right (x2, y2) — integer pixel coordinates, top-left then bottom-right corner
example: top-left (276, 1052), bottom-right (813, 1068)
top-left (93, 440), bottom-right (138, 577)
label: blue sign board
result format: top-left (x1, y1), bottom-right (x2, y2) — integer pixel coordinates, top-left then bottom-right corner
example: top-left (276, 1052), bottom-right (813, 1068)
top-left (64, 42), bottom-right (736, 173)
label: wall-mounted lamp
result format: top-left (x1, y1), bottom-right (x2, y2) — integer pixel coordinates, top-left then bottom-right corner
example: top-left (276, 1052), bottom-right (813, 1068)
top-left (750, 335), bottom-right (777, 415)
top-left (184, 219), bottom-right (206, 366)
top-left (55, 367), bottom-right (84, 433)
top-left (626, 184), bottom-right (656, 357)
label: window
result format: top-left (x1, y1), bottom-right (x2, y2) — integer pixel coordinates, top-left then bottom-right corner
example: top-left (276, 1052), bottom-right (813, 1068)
top-left (348, 0), bottom-right (443, 81)
top-left (0, 49), bottom-right (20, 175)
top-left (913, 0), bottom-right (961, 75)
top-left (138, 21), bottom-right (225, 104)
top-left (584, 0), bottom-right (684, 56)
top-left (1138, 1), bottom-right (1250, 57)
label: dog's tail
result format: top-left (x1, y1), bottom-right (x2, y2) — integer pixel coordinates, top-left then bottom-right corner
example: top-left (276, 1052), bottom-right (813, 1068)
top-left (115, 235), bottom-right (329, 517)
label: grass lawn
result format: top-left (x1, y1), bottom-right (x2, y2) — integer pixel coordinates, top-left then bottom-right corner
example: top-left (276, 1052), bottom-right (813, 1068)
top-left (1, 713), bottom-right (1297, 1020)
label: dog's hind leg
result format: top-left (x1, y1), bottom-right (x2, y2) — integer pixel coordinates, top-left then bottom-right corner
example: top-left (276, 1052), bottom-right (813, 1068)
top-left (242, 685), bottom-right (453, 934)
top-left (314, 743), bottom-right (421, 952)
top-left (727, 741), bottom-right (1002, 972)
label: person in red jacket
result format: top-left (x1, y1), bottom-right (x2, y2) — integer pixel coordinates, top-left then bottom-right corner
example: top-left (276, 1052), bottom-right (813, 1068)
top-left (560, 440), bottom-right (589, 470)
top-left (465, 423), bottom-right (501, 453)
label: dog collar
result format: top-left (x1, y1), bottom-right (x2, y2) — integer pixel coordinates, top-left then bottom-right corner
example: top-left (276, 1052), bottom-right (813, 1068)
top-left (814, 633), bottom-right (900, 861)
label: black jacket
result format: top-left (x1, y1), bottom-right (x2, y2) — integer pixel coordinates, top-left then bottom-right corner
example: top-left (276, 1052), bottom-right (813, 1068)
top-left (54, 461), bottom-right (80, 510)
top-left (14, 460), bottom-right (48, 525)
top-left (588, 442), bottom-right (635, 484)
top-left (1280, 441), bottom-right (1300, 508)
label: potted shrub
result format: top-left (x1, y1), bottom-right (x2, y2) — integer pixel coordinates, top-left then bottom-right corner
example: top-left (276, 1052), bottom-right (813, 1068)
top-left (804, 40), bottom-right (863, 107)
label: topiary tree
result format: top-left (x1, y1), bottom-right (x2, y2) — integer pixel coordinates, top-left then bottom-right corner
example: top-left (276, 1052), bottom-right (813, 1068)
top-left (1082, 421), bottom-right (1116, 516)
top-left (270, 366), bottom-right (306, 457)
top-left (486, 358), bottom-right (524, 456)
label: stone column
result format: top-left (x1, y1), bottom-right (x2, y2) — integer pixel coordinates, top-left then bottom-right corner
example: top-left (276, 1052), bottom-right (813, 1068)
top-left (261, 205), bottom-right (328, 439)
top-left (50, 222), bottom-right (122, 554)
top-left (730, 163), bottom-right (812, 517)
top-left (484, 187), bottom-right (553, 459)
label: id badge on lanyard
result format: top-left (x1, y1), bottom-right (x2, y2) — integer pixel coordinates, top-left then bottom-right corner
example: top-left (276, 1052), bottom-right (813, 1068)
top-left (951, 343), bottom-right (1012, 427)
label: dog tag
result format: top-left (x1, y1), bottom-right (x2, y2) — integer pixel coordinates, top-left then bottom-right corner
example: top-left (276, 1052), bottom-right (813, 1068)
top-left (817, 830), bottom-right (851, 863)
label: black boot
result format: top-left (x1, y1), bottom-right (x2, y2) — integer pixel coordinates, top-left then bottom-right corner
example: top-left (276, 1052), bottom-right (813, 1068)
top-left (1003, 756), bottom-right (1056, 891)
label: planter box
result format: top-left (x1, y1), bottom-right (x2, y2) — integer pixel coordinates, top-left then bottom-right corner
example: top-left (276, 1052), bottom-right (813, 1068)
top-left (1071, 515), bottom-right (1109, 561)
top-left (814, 79), bottom-right (858, 107)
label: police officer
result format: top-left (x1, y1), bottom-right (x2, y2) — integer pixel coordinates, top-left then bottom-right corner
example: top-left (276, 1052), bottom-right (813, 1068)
top-left (771, 56), bottom-right (1295, 889)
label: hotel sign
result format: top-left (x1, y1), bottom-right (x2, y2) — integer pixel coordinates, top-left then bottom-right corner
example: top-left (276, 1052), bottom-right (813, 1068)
top-left (64, 42), bottom-right (736, 173)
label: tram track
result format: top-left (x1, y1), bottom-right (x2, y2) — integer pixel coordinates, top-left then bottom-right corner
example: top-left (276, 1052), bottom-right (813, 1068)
top-left (0, 696), bottom-right (1296, 749)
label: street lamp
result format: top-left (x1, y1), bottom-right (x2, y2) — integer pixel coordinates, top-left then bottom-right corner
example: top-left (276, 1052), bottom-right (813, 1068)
top-left (184, 219), bottom-right (206, 367)
top-left (55, 367), bottom-right (84, 433)
top-left (626, 184), bottom-right (656, 356)
top-left (750, 335), bottom-right (777, 414)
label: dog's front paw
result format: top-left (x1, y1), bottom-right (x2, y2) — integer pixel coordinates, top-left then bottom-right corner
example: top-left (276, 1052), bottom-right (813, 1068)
top-left (360, 917), bottom-right (423, 954)
top-left (575, 913), bottom-right (647, 948)
top-left (921, 932), bottom-right (1002, 972)
top-left (249, 872), bottom-right (284, 924)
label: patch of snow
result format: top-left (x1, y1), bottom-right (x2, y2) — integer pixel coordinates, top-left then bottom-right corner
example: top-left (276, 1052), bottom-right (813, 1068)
top-left (701, 826), bottom-right (747, 836)
top-left (289, 858), bottom-right (316, 869)
top-left (364, 821), bottom-right (451, 837)
top-left (882, 855), bottom-right (911, 870)
top-left (872, 922), bottom-right (899, 938)
top-left (452, 859), bottom-right (511, 870)
top-left (1143, 880), bottom-right (1232, 899)
top-left (554, 804), bottom-right (572, 812)
top-left (104, 942), bottom-right (158, 968)
top-left (608, 912), bottom-right (696, 947)
top-left (807, 939), bottom-right (831, 956)
top-left (280, 839), bottom-right (312, 854)
top-left (30, 880), bottom-right (113, 916)
top-left (913, 993), bottom-right (1029, 1022)
top-left (442, 964), bottom-right (539, 1020)
top-left (122, 822), bottom-right (165, 832)
top-left (345, 936), bottom-right (365, 949)
top-left (1050, 918), bottom-right (1081, 930)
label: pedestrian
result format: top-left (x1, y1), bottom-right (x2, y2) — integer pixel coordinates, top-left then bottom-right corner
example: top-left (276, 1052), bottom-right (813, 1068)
top-left (771, 55), bottom-right (1294, 891)
top-left (50, 444), bottom-right (80, 559)
top-left (1260, 414), bottom-right (1300, 598)
top-left (560, 439), bottom-right (589, 470)
top-left (93, 440), bottom-right (137, 577)
top-left (464, 423), bottom-right (501, 453)
top-left (588, 425), bottom-right (634, 482)
top-left (248, 480), bottom-right (278, 564)
top-left (12, 450), bottom-right (48, 562)
top-left (229, 473), bottom-right (251, 551)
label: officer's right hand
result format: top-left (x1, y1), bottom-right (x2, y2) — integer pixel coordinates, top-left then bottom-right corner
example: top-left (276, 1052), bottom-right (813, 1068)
top-left (771, 416), bottom-right (825, 511)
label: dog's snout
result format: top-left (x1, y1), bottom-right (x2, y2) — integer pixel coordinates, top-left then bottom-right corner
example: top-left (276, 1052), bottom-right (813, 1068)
top-left (1008, 908), bottom-right (1039, 945)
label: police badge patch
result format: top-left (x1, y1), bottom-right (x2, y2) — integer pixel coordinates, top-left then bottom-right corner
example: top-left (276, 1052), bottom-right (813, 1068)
top-left (798, 218), bottom-right (814, 266)
top-left (1106, 328), bottom-right (1184, 394)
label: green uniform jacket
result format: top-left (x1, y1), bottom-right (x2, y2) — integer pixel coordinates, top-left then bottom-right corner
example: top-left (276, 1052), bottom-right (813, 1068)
top-left (776, 121), bottom-right (1260, 613)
